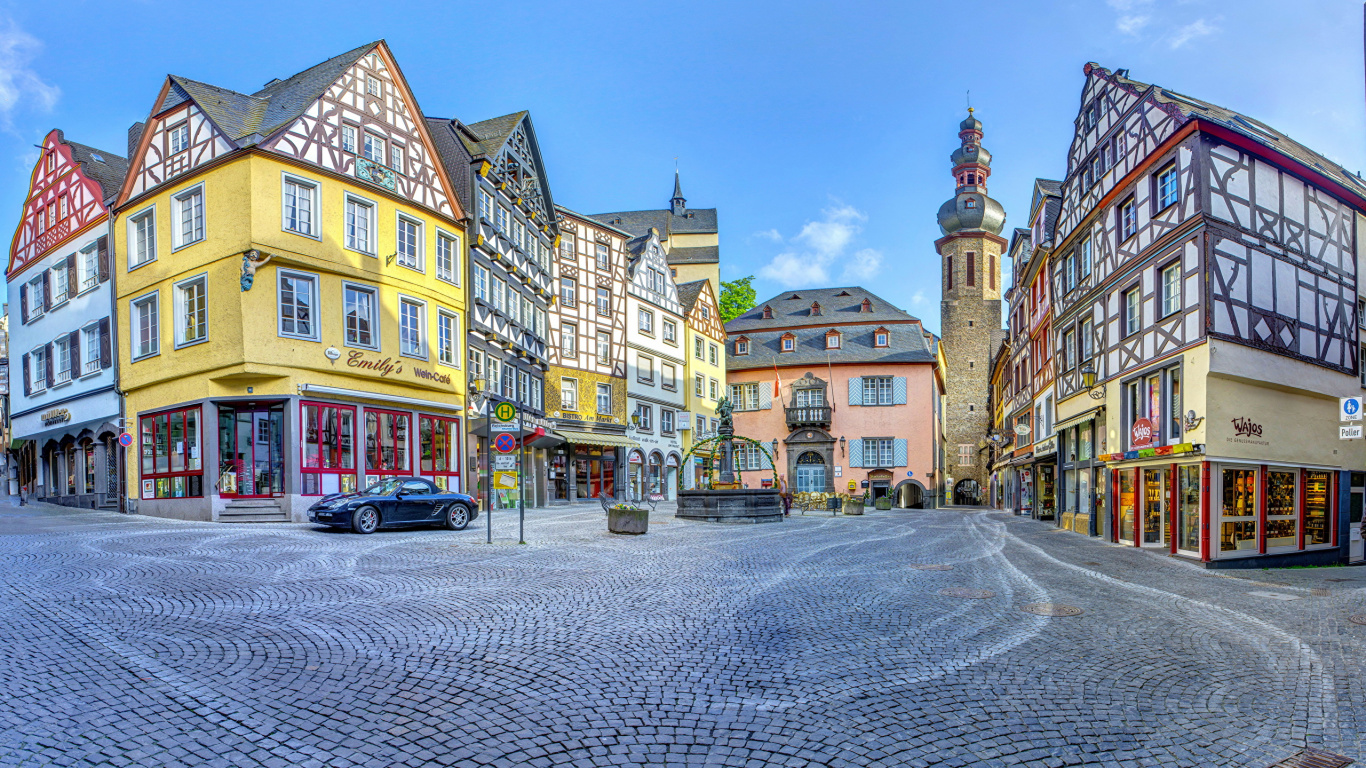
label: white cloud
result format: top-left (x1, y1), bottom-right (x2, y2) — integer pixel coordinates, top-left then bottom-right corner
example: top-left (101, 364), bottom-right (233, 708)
top-left (1116, 14), bottom-right (1150, 35)
top-left (1105, 0), bottom-right (1150, 10)
top-left (1168, 18), bottom-right (1215, 49)
top-left (840, 247), bottom-right (883, 282)
top-left (752, 228), bottom-right (783, 242)
top-left (0, 19), bottom-right (58, 124)
top-left (758, 251), bottom-right (833, 287)
top-left (758, 203), bottom-right (872, 288)
top-left (909, 291), bottom-right (926, 306)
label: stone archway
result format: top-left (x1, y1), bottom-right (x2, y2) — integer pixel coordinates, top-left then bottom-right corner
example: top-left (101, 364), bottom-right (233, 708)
top-left (783, 428), bottom-right (835, 494)
top-left (954, 478), bottom-right (982, 506)
top-left (794, 451), bottom-right (826, 493)
top-left (894, 479), bottom-right (926, 509)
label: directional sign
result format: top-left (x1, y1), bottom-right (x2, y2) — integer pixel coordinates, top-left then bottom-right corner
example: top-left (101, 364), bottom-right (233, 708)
top-left (493, 471), bottom-right (519, 489)
top-left (493, 433), bottom-right (517, 453)
top-left (117, 432), bottom-right (134, 447)
top-left (1342, 397), bottom-right (1362, 422)
top-left (494, 402), bottom-right (517, 422)
top-left (493, 455), bottom-right (517, 470)
top-left (1341, 425), bottom-right (1363, 440)
top-left (489, 421), bottom-right (519, 433)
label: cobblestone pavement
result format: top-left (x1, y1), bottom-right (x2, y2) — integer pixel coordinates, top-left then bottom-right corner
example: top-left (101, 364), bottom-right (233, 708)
top-left (2, 500), bottom-right (1365, 768)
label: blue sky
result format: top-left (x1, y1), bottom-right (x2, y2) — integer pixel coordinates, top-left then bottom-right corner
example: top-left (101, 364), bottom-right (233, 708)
top-left (1, 0), bottom-right (1362, 335)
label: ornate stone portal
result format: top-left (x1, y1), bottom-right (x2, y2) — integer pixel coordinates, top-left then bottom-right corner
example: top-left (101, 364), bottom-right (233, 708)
top-left (677, 397), bottom-right (784, 524)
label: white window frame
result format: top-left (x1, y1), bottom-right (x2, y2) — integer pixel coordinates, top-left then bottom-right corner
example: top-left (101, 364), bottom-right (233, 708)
top-left (1161, 261), bottom-right (1181, 318)
top-left (695, 374), bottom-right (705, 397)
top-left (435, 229), bottom-right (460, 285)
top-left (638, 353), bottom-right (654, 383)
top-left (662, 363), bottom-right (676, 391)
top-left (128, 205), bottom-right (157, 269)
top-left (1081, 236), bottom-right (1093, 278)
top-left (25, 275), bottom-right (44, 322)
top-left (561, 377), bottom-right (579, 412)
top-left (663, 319), bottom-right (677, 344)
top-left (341, 124), bottom-right (357, 154)
top-left (362, 131), bottom-right (385, 164)
top-left (864, 438), bottom-right (894, 468)
top-left (344, 194), bottom-right (376, 256)
top-left (78, 243), bottom-right (99, 293)
top-left (474, 264), bottom-right (490, 303)
top-left (130, 291), bottom-right (160, 361)
top-left (661, 409), bottom-right (675, 435)
top-left (168, 122), bottom-right (189, 155)
top-left (390, 142), bottom-right (405, 175)
top-left (479, 189), bottom-right (494, 221)
top-left (561, 277), bottom-right (577, 306)
top-left (50, 264), bottom-right (69, 307)
top-left (597, 383), bottom-right (611, 415)
top-left (638, 308), bottom-right (654, 335)
top-left (436, 308), bottom-right (460, 368)
top-left (277, 269), bottom-right (319, 341)
top-left (395, 213), bottom-right (424, 273)
top-left (862, 376), bottom-right (893, 406)
top-left (173, 274), bottom-right (208, 348)
top-left (562, 323), bottom-right (578, 357)
top-left (171, 183), bottom-right (205, 251)
top-left (825, 334), bottom-right (840, 350)
top-left (1156, 164), bottom-right (1179, 210)
top-left (53, 335), bottom-right (72, 385)
top-left (343, 282), bottom-right (379, 350)
top-left (81, 323), bottom-right (101, 376)
top-left (281, 173), bottom-right (319, 239)
top-left (398, 295), bottom-right (427, 360)
top-left (1124, 287), bottom-right (1141, 336)
top-left (736, 339), bottom-right (749, 355)
top-left (29, 345), bottom-right (48, 392)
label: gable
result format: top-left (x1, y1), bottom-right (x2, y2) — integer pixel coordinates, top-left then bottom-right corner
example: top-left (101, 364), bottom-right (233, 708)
top-left (688, 280), bottom-right (726, 340)
top-left (123, 96), bottom-right (236, 204)
top-left (482, 116), bottom-right (557, 233)
top-left (8, 131), bottom-right (110, 278)
top-left (264, 46), bottom-right (462, 220)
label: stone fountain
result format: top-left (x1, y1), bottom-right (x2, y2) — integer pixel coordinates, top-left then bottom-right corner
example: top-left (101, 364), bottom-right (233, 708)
top-left (676, 397), bottom-right (784, 524)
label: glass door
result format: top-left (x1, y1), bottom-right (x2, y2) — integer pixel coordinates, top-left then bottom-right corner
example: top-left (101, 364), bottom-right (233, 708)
top-left (1142, 468), bottom-right (1168, 547)
top-left (1177, 465), bottom-right (1201, 555)
top-left (218, 405), bottom-right (283, 498)
top-left (1118, 470), bottom-right (1136, 543)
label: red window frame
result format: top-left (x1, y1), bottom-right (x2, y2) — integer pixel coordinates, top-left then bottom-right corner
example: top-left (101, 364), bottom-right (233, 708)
top-left (364, 407), bottom-right (410, 477)
top-left (139, 406), bottom-right (203, 499)
top-left (418, 414), bottom-right (462, 492)
top-left (301, 401), bottom-right (358, 496)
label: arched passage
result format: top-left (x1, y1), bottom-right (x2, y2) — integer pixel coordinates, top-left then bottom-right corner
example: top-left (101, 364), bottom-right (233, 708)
top-left (795, 451), bottom-right (826, 494)
top-left (894, 479), bottom-right (926, 509)
top-left (954, 478), bottom-right (982, 506)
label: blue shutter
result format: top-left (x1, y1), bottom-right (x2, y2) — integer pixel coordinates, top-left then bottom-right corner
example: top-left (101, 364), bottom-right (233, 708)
top-left (893, 377), bottom-right (907, 405)
top-left (849, 439), bottom-right (863, 468)
top-left (894, 439), bottom-right (908, 467)
top-left (848, 377), bottom-right (863, 406)
top-left (759, 385), bottom-right (773, 409)
top-left (761, 445), bottom-right (774, 470)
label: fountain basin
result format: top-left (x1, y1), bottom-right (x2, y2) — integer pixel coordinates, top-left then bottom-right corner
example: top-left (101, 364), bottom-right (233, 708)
top-left (676, 489), bottom-right (784, 524)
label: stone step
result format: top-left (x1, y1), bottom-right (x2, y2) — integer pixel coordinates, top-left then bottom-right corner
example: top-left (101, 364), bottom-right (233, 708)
top-left (220, 502), bottom-right (290, 523)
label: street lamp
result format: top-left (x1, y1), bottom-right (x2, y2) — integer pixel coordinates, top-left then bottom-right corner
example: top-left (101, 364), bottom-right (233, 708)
top-left (839, 435), bottom-right (846, 456)
top-left (1080, 361), bottom-right (1105, 400)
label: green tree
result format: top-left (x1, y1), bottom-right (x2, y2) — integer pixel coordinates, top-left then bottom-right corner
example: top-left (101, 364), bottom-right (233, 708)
top-left (719, 275), bottom-right (757, 322)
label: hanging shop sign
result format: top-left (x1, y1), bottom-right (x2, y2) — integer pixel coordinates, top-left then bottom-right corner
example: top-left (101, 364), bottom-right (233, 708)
top-left (1130, 418), bottom-right (1155, 449)
top-left (41, 408), bottom-right (71, 426)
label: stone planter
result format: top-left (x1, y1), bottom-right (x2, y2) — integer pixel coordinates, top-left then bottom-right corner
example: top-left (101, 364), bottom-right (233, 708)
top-left (842, 499), bottom-right (864, 516)
top-left (874, 498), bottom-right (892, 511)
top-left (607, 506), bottom-right (649, 534)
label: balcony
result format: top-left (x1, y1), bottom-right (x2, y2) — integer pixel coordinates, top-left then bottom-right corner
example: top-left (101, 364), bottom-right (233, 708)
top-left (785, 405), bottom-right (832, 430)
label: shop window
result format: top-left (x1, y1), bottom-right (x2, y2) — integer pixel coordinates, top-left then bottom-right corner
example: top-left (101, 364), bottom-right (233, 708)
top-left (1124, 365), bottom-right (1181, 449)
top-left (1265, 470), bottom-right (1298, 549)
top-left (83, 442), bottom-right (96, 495)
top-left (1177, 465), bottom-right (1201, 553)
top-left (1220, 468), bottom-right (1258, 552)
top-left (218, 405), bottom-right (284, 497)
top-left (1118, 471), bottom-right (1136, 541)
top-left (365, 409), bottom-right (410, 476)
top-left (301, 402), bottom-right (357, 495)
top-left (419, 415), bottom-right (460, 491)
top-left (1304, 471), bottom-right (1332, 546)
top-left (139, 406), bottom-right (202, 499)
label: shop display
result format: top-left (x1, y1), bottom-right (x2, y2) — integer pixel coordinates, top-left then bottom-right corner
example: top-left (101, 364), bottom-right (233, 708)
top-left (1119, 472), bottom-right (1136, 541)
top-left (1143, 469), bottom-right (1166, 545)
top-left (1304, 471), bottom-right (1331, 546)
top-left (1266, 471), bottom-right (1298, 549)
top-left (1177, 465), bottom-right (1200, 552)
top-left (1221, 468), bottom-right (1257, 552)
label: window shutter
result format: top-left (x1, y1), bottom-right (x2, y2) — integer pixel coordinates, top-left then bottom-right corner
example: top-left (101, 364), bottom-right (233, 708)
top-left (44, 343), bottom-right (53, 385)
top-left (893, 377), bottom-right (908, 405)
top-left (68, 330), bottom-right (80, 376)
top-left (848, 439), bottom-right (863, 468)
top-left (21, 353), bottom-right (30, 397)
top-left (894, 439), bottom-right (908, 467)
top-left (19, 283), bottom-right (27, 324)
top-left (97, 236), bottom-right (110, 282)
top-left (758, 386), bottom-right (772, 409)
top-left (99, 318), bottom-right (111, 368)
top-left (66, 254), bottom-right (76, 293)
top-left (42, 273), bottom-right (51, 311)
top-left (848, 377), bottom-right (863, 406)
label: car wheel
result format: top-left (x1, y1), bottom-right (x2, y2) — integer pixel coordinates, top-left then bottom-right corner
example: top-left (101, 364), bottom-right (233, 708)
top-left (352, 506), bottom-right (380, 534)
top-left (445, 503), bottom-right (471, 531)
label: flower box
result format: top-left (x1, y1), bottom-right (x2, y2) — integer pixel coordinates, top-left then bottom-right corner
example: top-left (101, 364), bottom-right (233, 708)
top-left (607, 506), bottom-right (649, 534)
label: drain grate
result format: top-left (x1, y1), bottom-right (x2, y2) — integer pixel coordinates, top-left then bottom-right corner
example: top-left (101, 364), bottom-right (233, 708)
top-left (1310, 588), bottom-right (1330, 597)
top-left (1021, 603), bottom-right (1083, 617)
top-left (938, 587), bottom-right (995, 599)
top-left (1265, 747), bottom-right (1354, 768)
top-left (908, 564), bottom-right (953, 571)
top-left (1349, 615), bottom-right (1366, 626)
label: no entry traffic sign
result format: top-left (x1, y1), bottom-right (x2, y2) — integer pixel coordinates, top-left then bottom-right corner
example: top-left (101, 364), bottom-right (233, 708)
top-left (493, 433), bottom-right (517, 453)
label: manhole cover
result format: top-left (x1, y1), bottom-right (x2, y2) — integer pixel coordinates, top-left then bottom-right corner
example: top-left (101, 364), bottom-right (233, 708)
top-left (1021, 603), bottom-right (1083, 617)
top-left (1265, 747), bottom-right (1354, 768)
top-left (1349, 614), bottom-right (1366, 626)
top-left (908, 564), bottom-right (953, 571)
top-left (938, 587), bottom-right (995, 599)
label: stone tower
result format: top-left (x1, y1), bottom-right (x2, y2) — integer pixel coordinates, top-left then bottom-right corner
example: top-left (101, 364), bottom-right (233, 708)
top-left (936, 109), bottom-right (1005, 505)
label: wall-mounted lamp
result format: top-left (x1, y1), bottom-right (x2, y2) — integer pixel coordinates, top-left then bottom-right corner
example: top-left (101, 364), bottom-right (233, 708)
top-left (839, 435), bottom-right (846, 456)
top-left (1080, 361), bottom-right (1105, 400)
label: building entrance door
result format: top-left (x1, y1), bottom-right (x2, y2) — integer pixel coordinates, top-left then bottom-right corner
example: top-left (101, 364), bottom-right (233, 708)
top-left (1142, 468), bottom-right (1169, 547)
top-left (795, 451), bottom-right (826, 493)
top-left (1350, 472), bottom-right (1364, 563)
top-left (218, 404), bottom-right (284, 498)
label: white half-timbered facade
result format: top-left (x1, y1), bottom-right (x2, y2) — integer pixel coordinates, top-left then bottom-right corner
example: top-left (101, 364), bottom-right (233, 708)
top-left (625, 229), bottom-right (686, 499)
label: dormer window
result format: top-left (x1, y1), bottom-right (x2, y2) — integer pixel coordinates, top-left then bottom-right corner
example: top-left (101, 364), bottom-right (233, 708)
top-left (736, 337), bottom-right (750, 355)
top-left (810, 302), bottom-right (821, 316)
top-left (825, 331), bottom-right (841, 349)
top-left (780, 333), bottom-right (795, 352)
top-left (860, 298), bottom-right (873, 313)
top-left (761, 305), bottom-right (773, 319)
top-left (874, 328), bottom-right (890, 347)
top-left (965, 199), bottom-right (976, 209)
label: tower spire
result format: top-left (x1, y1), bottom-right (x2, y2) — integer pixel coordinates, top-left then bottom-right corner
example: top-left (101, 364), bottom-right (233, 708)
top-left (671, 169), bottom-right (686, 216)
top-left (936, 111), bottom-right (1005, 236)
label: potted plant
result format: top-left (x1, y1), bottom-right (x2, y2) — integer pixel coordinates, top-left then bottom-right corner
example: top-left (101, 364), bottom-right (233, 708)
top-left (607, 502), bottom-right (649, 534)
top-left (842, 494), bottom-right (864, 516)
top-left (875, 495), bottom-right (892, 511)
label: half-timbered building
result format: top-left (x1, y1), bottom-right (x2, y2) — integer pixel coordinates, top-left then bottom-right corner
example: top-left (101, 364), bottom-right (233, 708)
top-left (677, 279), bottom-right (726, 489)
top-left (1049, 63), bottom-right (1366, 566)
top-left (112, 41), bottom-right (469, 522)
top-left (6, 130), bottom-right (127, 509)
top-left (544, 207), bottom-right (634, 502)
top-left (623, 229), bottom-right (686, 499)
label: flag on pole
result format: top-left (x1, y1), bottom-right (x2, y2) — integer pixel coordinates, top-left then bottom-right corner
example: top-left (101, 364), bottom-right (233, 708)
top-left (773, 363), bottom-right (783, 400)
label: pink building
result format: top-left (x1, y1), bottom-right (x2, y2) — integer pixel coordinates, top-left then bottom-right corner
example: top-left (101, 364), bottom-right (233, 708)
top-left (725, 287), bottom-right (945, 508)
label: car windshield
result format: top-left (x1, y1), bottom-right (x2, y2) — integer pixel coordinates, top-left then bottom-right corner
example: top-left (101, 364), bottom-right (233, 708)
top-left (362, 478), bottom-right (404, 497)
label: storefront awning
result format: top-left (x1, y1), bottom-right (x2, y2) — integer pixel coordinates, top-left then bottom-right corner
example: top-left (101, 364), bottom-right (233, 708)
top-left (9, 439), bottom-right (29, 450)
top-left (1054, 407), bottom-right (1102, 434)
top-left (1097, 442), bottom-right (1204, 463)
top-left (554, 429), bottom-right (639, 450)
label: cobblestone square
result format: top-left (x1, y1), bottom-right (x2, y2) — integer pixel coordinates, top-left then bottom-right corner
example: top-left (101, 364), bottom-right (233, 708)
top-left (2, 502), bottom-right (1364, 767)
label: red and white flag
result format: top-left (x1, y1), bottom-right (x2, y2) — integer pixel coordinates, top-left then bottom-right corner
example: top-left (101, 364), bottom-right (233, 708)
top-left (773, 364), bottom-right (783, 399)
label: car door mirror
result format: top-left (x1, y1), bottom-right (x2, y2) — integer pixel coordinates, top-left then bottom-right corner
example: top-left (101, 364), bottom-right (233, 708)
top-left (395, 490), bottom-right (408, 499)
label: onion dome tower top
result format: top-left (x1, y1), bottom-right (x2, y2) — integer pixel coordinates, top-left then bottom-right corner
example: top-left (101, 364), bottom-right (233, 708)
top-left (936, 108), bottom-right (1006, 236)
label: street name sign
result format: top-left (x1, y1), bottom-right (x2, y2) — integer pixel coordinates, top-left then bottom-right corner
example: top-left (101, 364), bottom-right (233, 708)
top-left (489, 421), bottom-right (519, 433)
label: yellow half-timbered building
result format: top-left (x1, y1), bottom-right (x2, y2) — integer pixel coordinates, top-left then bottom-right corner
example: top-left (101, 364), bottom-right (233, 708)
top-left (678, 279), bottom-right (726, 488)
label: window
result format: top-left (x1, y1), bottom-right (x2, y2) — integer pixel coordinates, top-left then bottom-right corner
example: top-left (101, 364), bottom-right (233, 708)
top-left (341, 124), bottom-right (357, 154)
top-left (81, 324), bottom-right (101, 376)
top-left (709, 378), bottom-right (719, 400)
top-left (946, 255), bottom-right (953, 290)
top-left (396, 216), bottom-right (422, 271)
top-left (826, 333), bottom-right (840, 350)
top-left (492, 278), bottom-right (507, 315)
top-left (1081, 237), bottom-right (1092, 278)
top-left (638, 353), bottom-right (654, 383)
top-left (532, 379), bottom-right (543, 411)
top-left (1161, 261), bottom-right (1181, 317)
top-left (501, 362), bottom-right (515, 399)
top-left (561, 277), bottom-right (576, 306)
top-left (24, 275), bottom-right (44, 322)
top-left (638, 308), bottom-right (654, 334)
top-left (732, 382), bottom-right (759, 410)
top-left (709, 342), bottom-right (719, 364)
top-left (518, 370), bottom-right (530, 405)
top-left (436, 231), bottom-right (459, 284)
top-left (957, 444), bottom-right (972, 466)
top-left (169, 122), bottom-right (189, 155)
top-left (1124, 287), bottom-right (1140, 336)
top-left (596, 287), bottom-right (610, 316)
top-left (78, 243), bottom-right (99, 292)
top-left (781, 335), bottom-right (794, 352)
top-left (363, 131), bottom-right (385, 163)
top-left (863, 438), bottom-right (894, 468)
top-left (390, 143), bottom-right (405, 174)
top-left (174, 276), bottom-right (207, 347)
top-left (795, 388), bottom-right (824, 407)
top-left (662, 363), bottom-right (676, 390)
top-left (696, 415), bottom-right (707, 435)
top-left (1064, 328), bottom-right (1076, 371)
top-left (364, 409), bottom-right (410, 476)
top-left (701, 304), bottom-right (711, 320)
top-left (278, 271), bottom-right (316, 340)
top-left (29, 345), bottom-right (47, 391)
top-left (129, 207), bottom-right (156, 268)
top-left (366, 75), bottom-right (381, 97)
top-left (399, 298), bottom-right (424, 357)
top-left (138, 407), bottom-right (203, 499)
top-left (50, 264), bottom-right (69, 306)
top-left (485, 357), bottom-right (499, 398)
top-left (469, 349), bottom-right (484, 382)
top-left (514, 220), bottom-right (526, 253)
top-left (131, 293), bottom-right (159, 359)
top-left (589, 382), bottom-right (610, 415)
top-left (301, 402), bottom-right (357, 496)
top-left (344, 284), bottom-right (378, 348)
top-left (344, 196), bottom-right (375, 254)
top-left (561, 378), bottom-right (579, 411)
top-left (437, 309), bottom-right (459, 366)
top-left (761, 305), bottom-right (773, 319)
top-left (736, 339), bottom-right (750, 355)
top-left (1065, 252), bottom-right (1076, 291)
top-left (562, 323), bottom-right (577, 356)
top-left (966, 252), bottom-right (976, 287)
top-left (595, 243), bottom-right (609, 270)
top-left (661, 409), bottom-right (675, 435)
top-left (1304, 471), bottom-right (1333, 546)
top-left (282, 175), bottom-right (317, 236)
top-left (1118, 197), bottom-right (1137, 242)
top-left (636, 404), bottom-right (652, 431)
top-left (663, 319), bottom-right (677, 344)
top-left (53, 335), bottom-right (72, 385)
top-left (1125, 364), bottom-right (1182, 448)
top-left (695, 374), bottom-right (705, 397)
top-left (478, 188), bottom-right (494, 222)
top-left (172, 186), bottom-right (204, 248)
top-left (596, 331), bottom-right (610, 365)
top-left (1156, 163), bottom-right (1178, 210)
top-left (474, 265), bottom-right (489, 303)
top-left (559, 233), bottom-right (575, 259)
top-left (1080, 317), bottom-right (1094, 362)
top-left (863, 376), bottom-right (893, 405)
top-left (694, 336), bottom-right (704, 360)
top-left (874, 331), bottom-right (889, 347)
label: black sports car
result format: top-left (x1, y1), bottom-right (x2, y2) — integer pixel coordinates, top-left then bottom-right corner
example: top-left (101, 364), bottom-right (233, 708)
top-left (307, 477), bottom-right (478, 533)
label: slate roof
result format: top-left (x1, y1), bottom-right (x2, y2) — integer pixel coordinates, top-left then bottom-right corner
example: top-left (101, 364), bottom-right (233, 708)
top-left (1094, 63), bottom-right (1366, 199)
top-left (64, 138), bottom-right (128, 202)
top-left (555, 204), bottom-right (632, 238)
top-left (666, 245), bottom-right (719, 264)
top-left (457, 111), bottom-right (527, 161)
top-left (726, 286), bottom-right (921, 334)
top-left (676, 280), bottom-right (706, 313)
top-left (1036, 178), bottom-right (1062, 196)
top-left (728, 324), bottom-right (937, 372)
top-left (589, 207), bottom-right (718, 236)
top-left (423, 116), bottom-right (475, 215)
